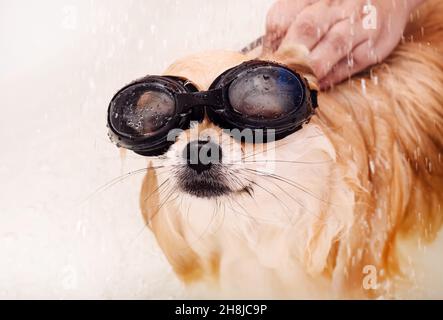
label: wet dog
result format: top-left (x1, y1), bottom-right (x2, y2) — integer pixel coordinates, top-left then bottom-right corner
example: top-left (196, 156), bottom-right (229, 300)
top-left (137, 0), bottom-right (443, 298)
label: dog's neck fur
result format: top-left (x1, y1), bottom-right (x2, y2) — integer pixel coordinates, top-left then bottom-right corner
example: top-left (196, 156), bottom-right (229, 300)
top-left (140, 0), bottom-right (443, 298)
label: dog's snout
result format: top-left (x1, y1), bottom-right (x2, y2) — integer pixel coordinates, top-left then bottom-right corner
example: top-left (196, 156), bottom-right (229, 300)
top-left (184, 140), bottom-right (222, 174)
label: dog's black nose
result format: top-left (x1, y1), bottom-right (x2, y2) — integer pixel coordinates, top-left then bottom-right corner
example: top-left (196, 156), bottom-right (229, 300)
top-left (184, 140), bottom-right (222, 174)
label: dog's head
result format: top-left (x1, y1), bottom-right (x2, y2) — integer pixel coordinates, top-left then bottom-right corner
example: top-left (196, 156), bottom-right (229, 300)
top-left (153, 48), bottom-right (330, 199)
top-left (137, 46), bottom-right (355, 297)
top-left (114, 2), bottom-right (443, 297)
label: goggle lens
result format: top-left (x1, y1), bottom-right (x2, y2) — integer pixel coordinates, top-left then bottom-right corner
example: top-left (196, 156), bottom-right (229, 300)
top-left (228, 66), bottom-right (304, 120)
top-left (109, 84), bottom-right (176, 138)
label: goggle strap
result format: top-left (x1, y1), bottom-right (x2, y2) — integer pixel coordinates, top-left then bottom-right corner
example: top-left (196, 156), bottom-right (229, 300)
top-left (310, 90), bottom-right (318, 109)
top-left (176, 88), bottom-right (224, 111)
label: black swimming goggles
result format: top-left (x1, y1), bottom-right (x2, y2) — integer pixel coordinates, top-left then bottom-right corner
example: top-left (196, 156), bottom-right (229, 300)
top-left (107, 60), bottom-right (318, 156)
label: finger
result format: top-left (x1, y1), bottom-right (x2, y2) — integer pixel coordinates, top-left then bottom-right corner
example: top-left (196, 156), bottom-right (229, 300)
top-left (279, 1), bottom-right (343, 51)
top-left (319, 40), bottom-right (379, 89)
top-left (264, 0), bottom-right (299, 53)
top-left (318, 57), bottom-right (354, 90)
top-left (264, 0), bottom-right (317, 53)
top-left (263, 31), bottom-right (281, 54)
top-left (309, 19), bottom-right (370, 79)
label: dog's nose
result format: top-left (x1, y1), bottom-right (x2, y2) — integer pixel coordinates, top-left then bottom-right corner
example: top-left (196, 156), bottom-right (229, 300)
top-left (184, 140), bottom-right (222, 174)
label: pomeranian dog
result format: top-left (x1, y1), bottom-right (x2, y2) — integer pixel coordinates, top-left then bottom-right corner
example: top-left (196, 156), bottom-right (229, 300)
top-left (110, 0), bottom-right (443, 299)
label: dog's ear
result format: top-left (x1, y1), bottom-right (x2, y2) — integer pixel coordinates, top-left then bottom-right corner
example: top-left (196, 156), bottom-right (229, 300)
top-left (260, 44), bottom-right (319, 91)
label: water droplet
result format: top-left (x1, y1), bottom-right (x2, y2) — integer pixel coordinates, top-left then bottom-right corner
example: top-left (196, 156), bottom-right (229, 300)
top-left (361, 79), bottom-right (367, 95)
top-left (150, 24), bottom-right (157, 34)
top-left (369, 159), bottom-right (375, 174)
top-left (372, 75), bottom-right (379, 86)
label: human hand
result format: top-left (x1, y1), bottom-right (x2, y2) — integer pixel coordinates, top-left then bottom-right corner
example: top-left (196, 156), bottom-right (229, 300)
top-left (264, 0), bottom-right (425, 89)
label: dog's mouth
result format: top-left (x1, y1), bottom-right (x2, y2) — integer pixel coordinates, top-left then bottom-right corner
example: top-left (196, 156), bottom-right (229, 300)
top-left (176, 164), bottom-right (252, 199)
top-left (177, 166), bottom-right (231, 198)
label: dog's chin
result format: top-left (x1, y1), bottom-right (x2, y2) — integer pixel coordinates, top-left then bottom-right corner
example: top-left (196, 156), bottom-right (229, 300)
top-left (176, 166), bottom-right (251, 199)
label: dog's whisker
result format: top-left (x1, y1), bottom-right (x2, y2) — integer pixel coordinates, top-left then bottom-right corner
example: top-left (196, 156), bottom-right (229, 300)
top-left (142, 178), bottom-right (171, 203)
top-left (241, 177), bottom-right (295, 224)
top-left (242, 178), bottom-right (287, 209)
top-left (241, 139), bottom-right (298, 161)
top-left (130, 184), bottom-right (179, 244)
top-left (127, 181), bottom-right (174, 245)
top-left (243, 168), bottom-right (336, 206)
top-left (225, 200), bottom-right (247, 233)
top-left (229, 196), bottom-right (257, 222)
top-left (225, 170), bottom-right (250, 191)
top-left (227, 196), bottom-right (288, 226)
top-left (232, 159), bottom-right (333, 165)
top-left (232, 129), bottom-right (329, 163)
top-left (77, 166), bottom-right (170, 206)
top-left (226, 198), bottom-right (258, 231)
top-left (213, 199), bottom-right (228, 233)
top-left (186, 198), bottom-right (219, 245)
top-left (238, 170), bottom-right (329, 223)
top-left (148, 186), bottom-right (179, 223)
